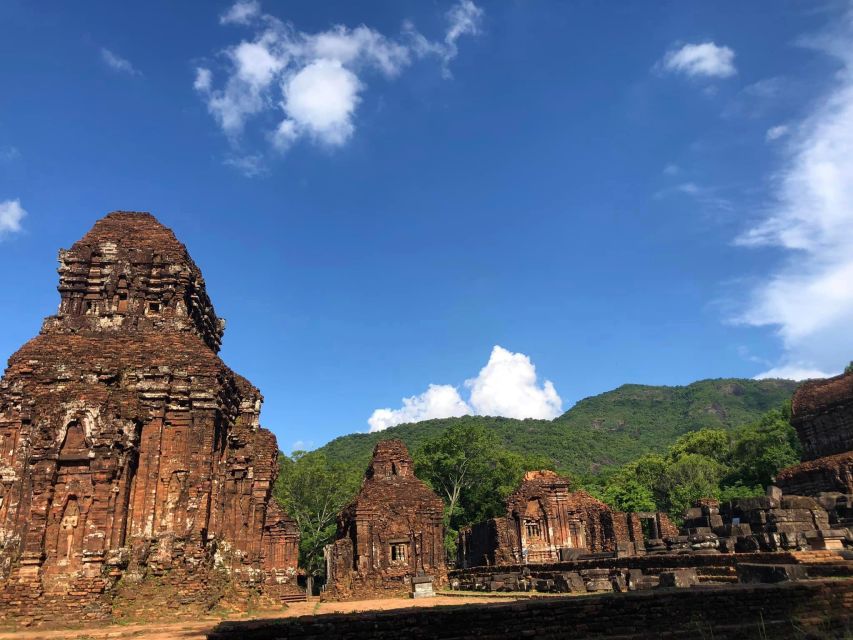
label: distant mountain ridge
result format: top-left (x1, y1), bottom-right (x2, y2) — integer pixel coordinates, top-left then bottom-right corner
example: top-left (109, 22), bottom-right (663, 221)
top-left (311, 378), bottom-right (799, 476)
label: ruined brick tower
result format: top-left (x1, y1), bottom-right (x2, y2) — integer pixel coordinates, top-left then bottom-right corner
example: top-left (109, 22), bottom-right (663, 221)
top-left (0, 212), bottom-right (299, 625)
top-left (777, 371), bottom-right (853, 496)
top-left (325, 440), bottom-right (446, 599)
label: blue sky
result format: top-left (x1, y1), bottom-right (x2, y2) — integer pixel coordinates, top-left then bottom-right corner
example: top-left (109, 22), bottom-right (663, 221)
top-left (2, 1), bottom-right (852, 451)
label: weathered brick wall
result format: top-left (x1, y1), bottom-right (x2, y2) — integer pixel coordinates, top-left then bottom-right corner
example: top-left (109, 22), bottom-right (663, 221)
top-left (778, 452), bottom-right (853, 496)
top-left (0, 212), bottom-right (300, 627)
top-left (325, 440), bottom-right (446, 600)
top-left (209, 579), bottom-right (853, 640)
top-left (458, 471), bottom-right (678, 567)
top-left (778, 370), bottom-right (853, 496)
top-left (451, 551), bottom-right (744, 582)
top-left (791, 372), bottom-right (853, 461)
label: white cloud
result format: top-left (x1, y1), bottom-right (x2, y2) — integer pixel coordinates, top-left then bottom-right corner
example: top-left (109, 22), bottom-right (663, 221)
top-left (220, 0), bottom-right (260, 25)
top-left (734, 8), bottom-right (853, 380)
top-left (194, 67), bottom-right (213, 92)
top-left (100, 48), bottom-right (141, 76)
top-left (466, 346), bottom-right (562, 420)
top-left (195, 0), bottom-right (483, 169)
top-left (660, 42), bottom-right (736, 78)
top-left (766, 124), bottom-right (790, 141)
top-left (368, 384), bottom-right (471, 433)
top-left (0, 199), bottom-right (26, 238)
top-left (663, 163), bottom-right (681, 176)
top-left (754, 365), bottom-right (834, 381)
top-left (281, 59), bottom-right (361, 146)
top-left (367, 345), bottom-right (562, 432)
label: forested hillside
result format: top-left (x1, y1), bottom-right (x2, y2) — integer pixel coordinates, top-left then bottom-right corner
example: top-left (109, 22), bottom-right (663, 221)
top-left (312, 378), bottom-right (797, 476)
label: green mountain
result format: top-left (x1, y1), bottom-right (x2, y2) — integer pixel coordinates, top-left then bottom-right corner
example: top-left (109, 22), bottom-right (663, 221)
top-left (312, 378), bottom-right (798, 476)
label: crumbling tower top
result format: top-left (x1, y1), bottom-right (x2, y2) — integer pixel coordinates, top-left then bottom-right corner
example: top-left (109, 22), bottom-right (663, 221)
top-left (365, 439), bottom-right (415, 480)
top-left (42, 211), bottom-right (225, 352)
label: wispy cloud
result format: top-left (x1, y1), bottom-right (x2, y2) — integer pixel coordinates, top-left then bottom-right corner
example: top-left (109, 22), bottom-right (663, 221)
top-left (0, 146), bottom-right (20, 163)
top-left (722, 77), bottom-right (787, 119)
top-left (655, 181), bottom-right (734, 214)
top-left (223, 153), bottom-right (268, 177)
top-left (367, 346), bottom-right (561, 432)
top-left (733, 5), bottom-right (853, 380)
top-left (765, 124), bottom-right (790, 141)
top-left (658, 42), bottom-right (737, 79)
top-left (220, 0), bottom-right (260, 26)
top-left (0, 199), bottom-right (27, 239)
top-left (290, 439), bottom-right (315, 453)
top-left (195, 0), bottom-right (483, 172)
top-left (100, 48), bottom-right (141, 76)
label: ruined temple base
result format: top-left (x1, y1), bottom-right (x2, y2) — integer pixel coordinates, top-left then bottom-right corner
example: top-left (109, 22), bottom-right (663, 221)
top-left (0, 564), bottom-right (304, 630)
top-left (777, 451), bottom-right (853, 496)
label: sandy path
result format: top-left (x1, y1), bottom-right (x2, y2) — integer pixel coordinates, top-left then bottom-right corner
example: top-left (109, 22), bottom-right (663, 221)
top-left (0, 595), bottom-right (516, 640)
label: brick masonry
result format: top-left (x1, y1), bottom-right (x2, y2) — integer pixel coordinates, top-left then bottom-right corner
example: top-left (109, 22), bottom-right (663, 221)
top-left (457, 470), bottom-right (675, 567)
top-left (779, 370), bottom-right (853, 495)
top-left (0, 212), bottom-right (300, 627)
top-left (325, 440), bottom-right (446, 600)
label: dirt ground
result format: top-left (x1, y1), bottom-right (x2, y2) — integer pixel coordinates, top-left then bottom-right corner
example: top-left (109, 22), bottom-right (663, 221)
top-left (0, 594), bottom-right (518, 640)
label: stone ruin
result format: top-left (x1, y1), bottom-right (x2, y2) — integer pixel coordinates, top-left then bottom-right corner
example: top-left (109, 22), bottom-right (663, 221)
top-left (457, 470), bottom-right (677, 569)
top-left (778, 369), bottom-right (853, 500)
top-left (663, 369), bottom-right (853, 559)
top-left (451, 381), bottom-right (853, 596)
top-left (676, 492), bottom-right (844, 554)
top-left (325, 440), bottom-right (446, 599)
top-left (0, 212), bottom-right (300, 626)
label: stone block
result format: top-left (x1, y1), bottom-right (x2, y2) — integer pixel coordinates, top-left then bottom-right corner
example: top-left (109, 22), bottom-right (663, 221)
top-left (737, 563), bottom-right (808, 583)
top-left (658, 569), bottom-right (699, 589)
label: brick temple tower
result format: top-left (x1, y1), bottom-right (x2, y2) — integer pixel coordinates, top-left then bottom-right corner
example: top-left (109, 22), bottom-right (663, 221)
top-left (0, 212), bottom-right (299, 625)
top-left (325, 440), bottom-right (446, 599)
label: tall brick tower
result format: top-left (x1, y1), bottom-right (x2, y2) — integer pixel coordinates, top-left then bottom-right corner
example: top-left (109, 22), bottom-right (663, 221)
top-left (0, 212), bottom-right (299, 625)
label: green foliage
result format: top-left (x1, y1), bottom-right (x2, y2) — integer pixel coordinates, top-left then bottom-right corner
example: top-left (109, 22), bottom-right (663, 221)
top-left (601, 478), bottom-right (656, 512)
top-left (273, 451), bottom-right (361, 577)
top-left (312, 379), bottom-right (797, 476)
top-left (413, 423), bottom-right (550, 556)
top-left (845, 361), bottom-right (853, 374)
top-left (594, 405), bottom-right (801, 520)
top-left (726, 406), bottom-right (799, 489)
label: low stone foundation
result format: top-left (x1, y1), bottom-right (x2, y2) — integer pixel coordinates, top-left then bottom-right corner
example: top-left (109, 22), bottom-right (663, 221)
top-left (209, 579), bottom-right (853, 639)
top-left (448, 551), bottom-right (853, 594)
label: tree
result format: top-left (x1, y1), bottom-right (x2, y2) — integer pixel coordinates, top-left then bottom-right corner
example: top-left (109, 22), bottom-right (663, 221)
top-left (665, 453), bottom-right (726, 516)
top-left (846, 361), bottom-right (853, 374)
top-left (273, 451), bottom-right (360, 590)
top-left (601, 478), bottom-right (656, 512)
top-left (666, 429), bottom-right (731, 466)
top-left (597, 404), bottom-right (800, 522)
top-left (727, 408), bottom-right (800, 489)
top-left (414, 423), bottom-right (547, 555)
